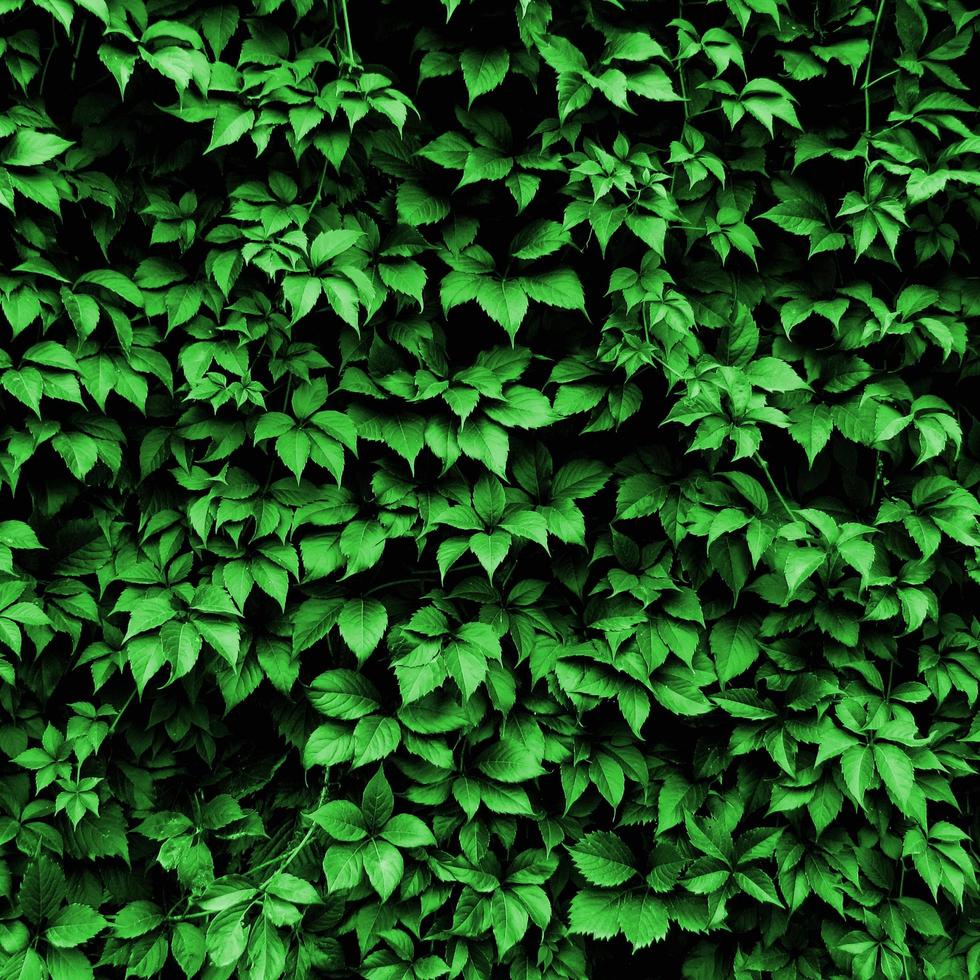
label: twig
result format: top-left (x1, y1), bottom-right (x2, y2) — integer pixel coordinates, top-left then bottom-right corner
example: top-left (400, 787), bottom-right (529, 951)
top-left (38, 24), bottom-right (57, 96)
top-left (246, 781), bottom-right (329, 878)
top-left (669, 2), bottom-right (691, 197)
top-left (862, 0), bottom-right (888, 178)
top-left (71, 21), bottom-right (87, 81)
top-left (339, 0), bottom-right (356, 69)
top-left (753, 452), bottom-right (797, 521)
top-left (307, 158), bottom-right (329, 223)
top-left (107, 689), bottom-right (137, 732)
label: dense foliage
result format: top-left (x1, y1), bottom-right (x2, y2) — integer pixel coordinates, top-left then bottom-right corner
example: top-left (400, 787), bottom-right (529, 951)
top-left (1, 0), bottom-right (980, 976)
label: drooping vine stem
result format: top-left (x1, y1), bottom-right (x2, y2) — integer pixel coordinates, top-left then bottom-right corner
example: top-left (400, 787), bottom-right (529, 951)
top-left (106, 689), bottom-right (137, 734)
top-left (37, 23), bottom-right (57, 95)
top-left (870, 449), bottom-right (883, 508)
top-left (339, 0), bottom-right (357, 69)
top-left (246, 780), bottom-right (329, 879)
top-left (307, 156), bottom-right (329, 221)
top-left (670, 0), bottom-right (691, 197)
top-left (266, 781), bottom-right (329, 877)
top-left (753, 452), bottom-right (798, 522)
top-left (862, 0), bottom-right (888, 166)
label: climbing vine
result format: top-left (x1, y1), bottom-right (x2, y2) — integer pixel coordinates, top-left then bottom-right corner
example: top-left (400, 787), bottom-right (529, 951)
top-left (1, 0), bottom-right (980, 977)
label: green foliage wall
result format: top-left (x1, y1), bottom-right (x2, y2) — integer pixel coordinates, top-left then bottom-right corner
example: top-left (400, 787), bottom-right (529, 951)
top-left (1, 0), bottom-right (980, 976)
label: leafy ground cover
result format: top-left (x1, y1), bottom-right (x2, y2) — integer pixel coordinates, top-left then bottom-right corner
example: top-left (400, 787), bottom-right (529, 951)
top-left (1, 0), bottom-right (980, 977)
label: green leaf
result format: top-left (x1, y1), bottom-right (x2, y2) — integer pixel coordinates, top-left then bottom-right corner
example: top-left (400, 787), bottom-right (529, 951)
top-left (264, 874), bottom-right (320, 905)
top-left (873, 743), bottom-right (915, 809)
top-left (352, 716), bottom-right (401, 767)
top-left (362, 840), bottom-right (403, 900)
top-left (789, 404), bottom-right (833, 466)
top-left (568, 832), bottom-right (637, 886)
top-left (397, 183), bottom-right (449, 225)
top-left (458, 420), bottom-right (509, 477)
top-left (310, 229), bottom-right (364, 266)
top-left (3, 290), bottom-right (41, 336)
top-left (246, 916), bottom-right (286, 980)
top-left (475, 279), bottom-right (529, 341)
top-left (380, 813), bottom-right (437, 848)
top-left (379, 260), bottom-right (427, 305)
top-left (275, 428), bottom-right (310, 482)
top-left (522, 269), bottom-right (586, 311)
top-left (52, 433), bottom-right (99, 480)
top-left (361, 767), bottom-right (394, 830)
top-left (745, 357), bottom-right (809, 392)
top-left (303, 723), bottom-right (354, 768)
top-left (709, 616), bottom-right (760, 685)
top-left (171, 923), bottom-right (206, 977)
top-left (202, 6), bottom-right (240, 58)
top-left (490, 890), bottom-right (529, 956)
top-left (472, 474), bottom-right (507, 526)
top-left (0, 521), bottom-right (44, 549)
top-left (552, 459), bottom-right (611, 500)
top-left (197, 619), bottom-right (241, 667)
top-left (98, 44), bottom-right (137, 97)
top-left (2, 130), bottom-right (75, 167)
top-left (2, 367), bottom-right (43, 415)
top-left (568, 889), bottom-right (623, 940)
top-left (75, 269), bottom-right (144, 307)
top-left (783, 547), bottom-right (825, 597)
top-left (19, 856), bottom-right (67, 924)
top-left (311, 801), bottom-right (368, 841)
top-left (619, 893), bottom-right (669, 949)
top-left (460, 48), bottom-right (510, 105)
top-left (206, 907), bottom-right (247, 968)
top-left (443, 634), bottom-right (488, 701)
top-left (896, 897), bottom-right (947, 937)
top-left (309, 670), bottom-right (381, 719)
top-left (469, 530), bottom-right (511, 579)
top-left (841, 745), bottom-right (875, 807)
top-left (511, 220), bottom-right (570, 260)
top-left (123, 596), bottom-right (177, 641)
top-left (652, 666), bottom-right (713, 716)
top-left (45, 905), bottom-right (107, 948)
top-left (323, 843), bottom-right (364, 892)
top-left (113, 901), bottom-right (164, 938)
top-left (282, 275), bottom-right (322, 325)
top-left (339, 521), bottom-right (386, 576)
top-left (735, 867), bottom-right (782, 906)
top-left (476, 739), bottom-right (544, 783)
top-left (337, 598), bottom-right (388, 664)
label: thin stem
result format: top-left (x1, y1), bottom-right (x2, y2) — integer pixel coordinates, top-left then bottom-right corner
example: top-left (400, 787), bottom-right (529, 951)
top-left (364, 574), bottom-right (435, 596)
top-left (247, 781), bottom-right (328, 878)
top-left (38, 24), bottom-right (57, 96)
top-left (70, 21), bottom-right (87, 81)
top-left (647, 348), bottom-right (683, 379)
top-left (262, 375), bottom-right (295, 490)
top-left (867, 68), bottom-right (899, 89)
top-left (168, 909), bottom-right (211, 922)
top-left (363, 563), bottom-right (483, 596)
top-left (106, 689), bottom-right (137, 734)
top-left (669, 4), bottom-right (691, 197)
top-left (862, 0), bottom-right (888, 169)
top-left (869, 450), bottom-right (882, 508)
top-left (307, 158), bottom-right (329, 223)
top-left (339, 0), bottom-right (356, 68)
top-left (269, 782), bottom-right (328, 876)
top-left (753, 453), bottom-right (797, 521)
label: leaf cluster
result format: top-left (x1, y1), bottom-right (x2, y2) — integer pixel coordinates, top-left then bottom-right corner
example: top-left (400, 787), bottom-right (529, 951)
top-left (1, 0), bottom-right (980, 978)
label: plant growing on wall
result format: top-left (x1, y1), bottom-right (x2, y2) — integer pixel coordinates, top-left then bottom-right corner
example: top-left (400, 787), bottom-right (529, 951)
top-left (1, 0), bottom-right (979, 977)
